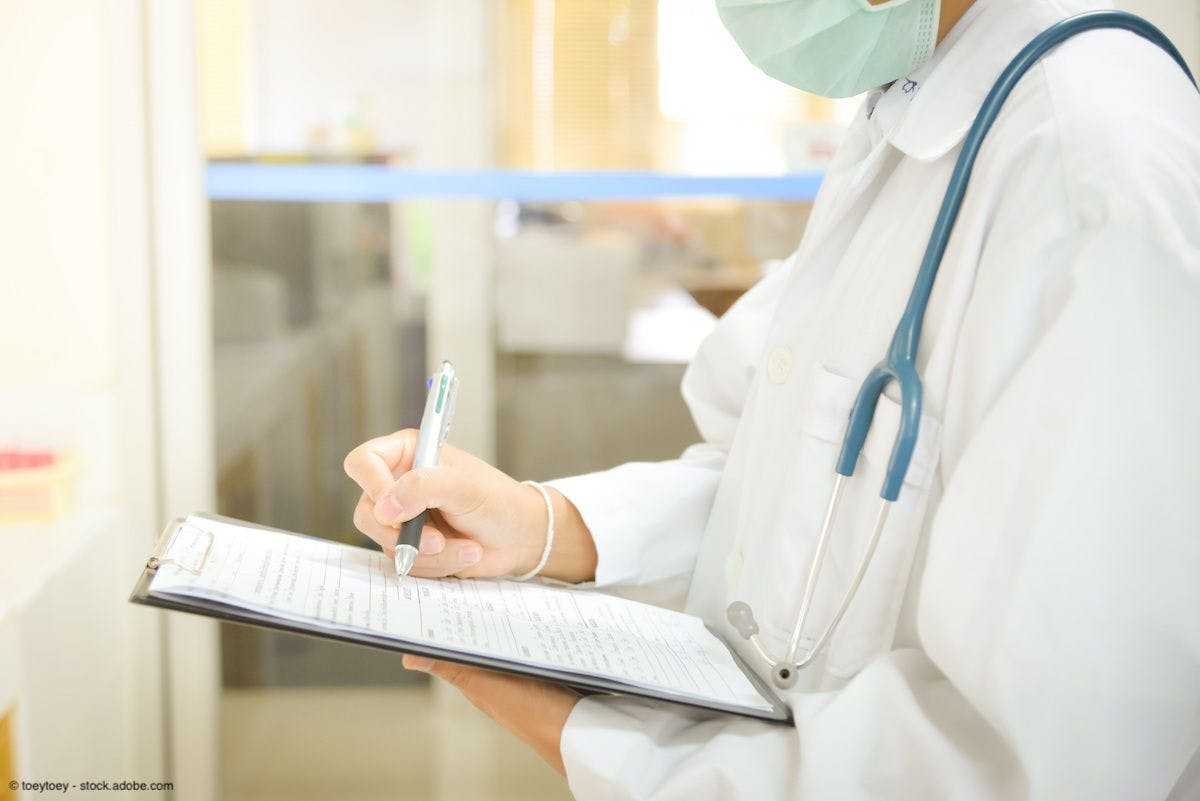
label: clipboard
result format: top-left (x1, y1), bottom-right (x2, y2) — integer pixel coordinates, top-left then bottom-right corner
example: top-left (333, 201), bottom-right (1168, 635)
top-left (130, 514), bottom-right (792, 724)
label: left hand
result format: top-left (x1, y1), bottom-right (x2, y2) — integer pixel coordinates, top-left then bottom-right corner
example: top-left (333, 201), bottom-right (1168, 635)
top-left (403, 654), bottom-right (581, 775)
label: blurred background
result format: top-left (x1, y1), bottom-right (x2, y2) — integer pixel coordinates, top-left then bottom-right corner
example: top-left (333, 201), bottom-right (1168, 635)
top-left (1, 1), bottom-right (1196, 800)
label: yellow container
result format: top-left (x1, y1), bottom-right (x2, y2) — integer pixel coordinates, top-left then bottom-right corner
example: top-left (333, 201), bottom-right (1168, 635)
top-left (0, 454), bottom-right (78, 525)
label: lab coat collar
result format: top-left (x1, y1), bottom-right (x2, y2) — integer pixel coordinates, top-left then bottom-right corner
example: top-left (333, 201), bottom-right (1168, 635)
top-left (884, 0), bottom-right (1114, 162)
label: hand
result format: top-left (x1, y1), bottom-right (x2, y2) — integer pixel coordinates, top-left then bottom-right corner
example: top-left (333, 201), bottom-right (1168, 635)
top-left (344, 429), bottom-right (597, 582)
top-left (402, 654), bottom-right (579, 775)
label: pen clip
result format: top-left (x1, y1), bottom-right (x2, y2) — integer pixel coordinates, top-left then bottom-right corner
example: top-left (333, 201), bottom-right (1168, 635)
top-left (439, 376), bottom-right (459, 445)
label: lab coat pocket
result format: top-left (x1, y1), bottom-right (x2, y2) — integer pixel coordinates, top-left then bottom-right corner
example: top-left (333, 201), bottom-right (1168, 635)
top-left (826, 373), bottom-right (941, 678)
top-left (755, 363), bottom-right (941, 681)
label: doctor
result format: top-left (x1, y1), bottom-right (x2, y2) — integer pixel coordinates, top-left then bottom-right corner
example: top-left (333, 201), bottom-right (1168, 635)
top-left (344, 0), bottom-right (1200, 797)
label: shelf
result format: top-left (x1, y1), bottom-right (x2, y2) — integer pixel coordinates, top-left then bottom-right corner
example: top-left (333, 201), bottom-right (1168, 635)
top-left (207, 164), bottom-right (825, 203)
top-left (0, 508), bottom-right (118, 625)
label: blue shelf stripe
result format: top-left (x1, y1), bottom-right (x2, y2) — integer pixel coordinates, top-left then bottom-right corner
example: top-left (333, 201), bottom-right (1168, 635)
top-left (206, 163), bottom-right (823, 202)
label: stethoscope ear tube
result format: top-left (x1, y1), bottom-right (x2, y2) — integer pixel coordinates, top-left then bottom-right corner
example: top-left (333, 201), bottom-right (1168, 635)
top-left (731, 11), bottom-right (1199, 690)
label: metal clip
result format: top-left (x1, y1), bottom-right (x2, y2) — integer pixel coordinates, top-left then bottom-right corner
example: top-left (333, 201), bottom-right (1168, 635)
top-left (146, 519), bottom-right (215, 575)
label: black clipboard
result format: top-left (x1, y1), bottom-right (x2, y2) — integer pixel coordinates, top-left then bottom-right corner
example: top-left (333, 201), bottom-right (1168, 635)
top-left (129, 514), bottom-right (792, 724)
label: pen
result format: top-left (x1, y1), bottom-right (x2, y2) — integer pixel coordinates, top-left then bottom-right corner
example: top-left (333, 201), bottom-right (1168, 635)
top-left (394, 360), bottom-right (458, 579)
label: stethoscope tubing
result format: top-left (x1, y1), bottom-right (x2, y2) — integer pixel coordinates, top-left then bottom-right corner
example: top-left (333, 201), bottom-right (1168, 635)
top-left (836, 11), bottom-right (1198, 505)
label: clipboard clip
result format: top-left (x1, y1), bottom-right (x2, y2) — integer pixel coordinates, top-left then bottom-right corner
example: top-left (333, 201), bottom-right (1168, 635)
top-left (146, 519), bottom-right (215, 575)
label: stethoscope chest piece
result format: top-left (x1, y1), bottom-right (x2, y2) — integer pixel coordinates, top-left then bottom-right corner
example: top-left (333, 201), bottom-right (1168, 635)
top-left (725, 601), bottom-right (799, 689)
top-left (773, 664), bottom-right (799, 690)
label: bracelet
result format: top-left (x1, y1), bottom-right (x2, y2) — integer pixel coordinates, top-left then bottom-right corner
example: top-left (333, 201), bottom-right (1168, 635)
top-left (511, 480), bottom-right (554, 581)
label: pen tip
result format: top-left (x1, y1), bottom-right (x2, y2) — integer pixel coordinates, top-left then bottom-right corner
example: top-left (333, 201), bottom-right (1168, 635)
top-left (394, 544), bottom-right (418, 579)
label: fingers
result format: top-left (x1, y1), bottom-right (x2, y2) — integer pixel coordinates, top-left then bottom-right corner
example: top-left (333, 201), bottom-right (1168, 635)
top-left (403, 655), bottom-right (479, 695)
top-left (403, 654), bottom-right (436, 672)
top-left (353, 493), bottom-right (397, 550)
top-left (372, 464), bottom-right (486, 527)
top-left (353, 493), bottom-right (446, 556)
top-left (343, 430), bottom-right (419, 502)
top-left (352, 492), bottom-right (479, 575)
top-left (407, 536), bottom-right (483, 578)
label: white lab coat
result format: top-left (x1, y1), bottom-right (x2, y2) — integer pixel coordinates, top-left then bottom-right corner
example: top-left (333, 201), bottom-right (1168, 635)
top-left (545, 0), bottom-right (1200, 798)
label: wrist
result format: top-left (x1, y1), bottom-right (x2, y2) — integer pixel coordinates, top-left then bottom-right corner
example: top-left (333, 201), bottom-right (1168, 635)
top-left (511, 483), bottom-right (597, 583)
top-left (540, 487), bottom-right (596, 584)
top-left (513, 481), bottom-right (551, 576)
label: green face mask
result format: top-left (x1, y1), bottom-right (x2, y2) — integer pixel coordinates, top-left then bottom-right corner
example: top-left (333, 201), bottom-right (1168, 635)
top-left (716, 0), bottom-right (942, 98)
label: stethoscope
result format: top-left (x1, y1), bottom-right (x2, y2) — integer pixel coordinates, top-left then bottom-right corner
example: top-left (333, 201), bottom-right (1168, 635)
top-left (726, 11), bottom-right (1198, 690)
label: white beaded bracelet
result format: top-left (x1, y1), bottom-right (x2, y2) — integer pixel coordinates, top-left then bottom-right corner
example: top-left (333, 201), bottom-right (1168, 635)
top-left (511, 480), bottom-right (554, 581)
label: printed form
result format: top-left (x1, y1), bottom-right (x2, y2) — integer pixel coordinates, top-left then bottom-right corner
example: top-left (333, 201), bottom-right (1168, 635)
top-left (149, 515), bottom-right (773, 712)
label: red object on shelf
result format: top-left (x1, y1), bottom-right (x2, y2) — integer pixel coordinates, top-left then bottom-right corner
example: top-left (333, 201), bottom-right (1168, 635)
top-left (0, 451), bottom-right (76, 523)
top-left (0, 451), bottom-right (56, 470)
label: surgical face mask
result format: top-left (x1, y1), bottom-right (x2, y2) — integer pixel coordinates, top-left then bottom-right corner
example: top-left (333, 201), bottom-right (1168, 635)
top-left (716, 0), bottom-right (942, 98)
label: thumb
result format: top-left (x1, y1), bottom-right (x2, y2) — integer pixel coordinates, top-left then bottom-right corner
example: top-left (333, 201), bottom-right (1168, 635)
top-left (403, 655), bottom-right (481, 692)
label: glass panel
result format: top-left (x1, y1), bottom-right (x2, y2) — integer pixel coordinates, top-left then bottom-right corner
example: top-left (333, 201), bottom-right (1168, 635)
top-left (198, 2), bottom-right (824, 799)
top-left (493, 197), bottom-right (809, 479)
top-left (211, 197), bottom-right (427, 689)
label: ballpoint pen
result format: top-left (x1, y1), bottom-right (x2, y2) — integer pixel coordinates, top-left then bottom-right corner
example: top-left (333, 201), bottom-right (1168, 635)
top-left (394, 360), bottom-right (458, 579)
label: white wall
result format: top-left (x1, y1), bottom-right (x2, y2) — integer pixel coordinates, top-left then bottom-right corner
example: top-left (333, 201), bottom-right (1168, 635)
top-left (247, 0), bottom-right (490, 165)
top-left (0, 1), bottom-right (220, 798)
top-left (0, 0), bottom-right (166, 791)
top-left (0, 6), bottom-right (115, 391)
top-left (147, 3), bottom-right (222, 797)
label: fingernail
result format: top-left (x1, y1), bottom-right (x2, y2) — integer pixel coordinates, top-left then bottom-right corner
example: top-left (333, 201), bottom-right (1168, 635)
top-left (405, 655), bottom-right (434, 672)
top-left (459, 544), bottom-right (482, 565)
top-left (378, 495), bottom-right (403, 523)
top-left (419, 532), bottom-right (444, 555)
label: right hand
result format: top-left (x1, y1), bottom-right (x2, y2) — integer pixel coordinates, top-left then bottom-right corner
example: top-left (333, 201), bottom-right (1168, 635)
top-left (343, 429), bottom-right (596, 582)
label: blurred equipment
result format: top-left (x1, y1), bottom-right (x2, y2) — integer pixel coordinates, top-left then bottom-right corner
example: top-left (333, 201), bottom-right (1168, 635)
top-left (495, 229), bottom-right (639, 354)
top-left (212, 267), bottom-right (288, 344)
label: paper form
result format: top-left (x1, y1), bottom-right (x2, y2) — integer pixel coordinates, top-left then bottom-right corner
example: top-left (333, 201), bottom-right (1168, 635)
top-left (149, 515), bottom-right (773, 713)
